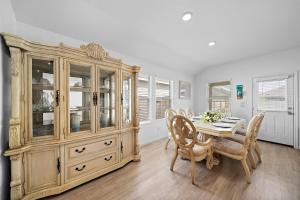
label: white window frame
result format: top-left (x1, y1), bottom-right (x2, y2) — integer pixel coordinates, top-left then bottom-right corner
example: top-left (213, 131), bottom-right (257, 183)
top-left (138, 74), bottom-right (152, 124)
top-left (155, 78), bottom-right (173, 120)
top-left (208, 81), bottom-right (231, 114)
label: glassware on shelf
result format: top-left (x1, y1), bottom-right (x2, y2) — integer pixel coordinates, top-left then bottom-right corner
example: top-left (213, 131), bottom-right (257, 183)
top-left (69, 64), bottom-right (91, 133)
top-left (32, 59), bottom-right (55, 137)
top-left (99, 69), bottom-right (116, 129)
top-left (122, 74), bottom-right (132, 125)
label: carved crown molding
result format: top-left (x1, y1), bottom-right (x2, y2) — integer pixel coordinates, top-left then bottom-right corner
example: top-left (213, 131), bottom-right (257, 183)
top-left (80, 43), bottom-right (106, 61)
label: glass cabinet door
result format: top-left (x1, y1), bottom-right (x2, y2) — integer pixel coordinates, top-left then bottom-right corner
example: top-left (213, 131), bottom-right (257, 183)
top-left (31, 57), bottom-right (58, 139)
top-left (98, 68), bottom-right (116, 130)
top-left (68, 63), bottom-right (93, 134)
top-left (122, 73), bottom-right (132, 126)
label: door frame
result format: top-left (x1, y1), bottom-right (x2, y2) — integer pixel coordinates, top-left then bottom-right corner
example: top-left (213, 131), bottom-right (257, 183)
top-left (252, 71), bottom-right (299, 149)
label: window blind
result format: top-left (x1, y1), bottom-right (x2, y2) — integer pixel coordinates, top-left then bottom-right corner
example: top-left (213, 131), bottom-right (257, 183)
top-left (156, 79), bottom-right (171, 119)
top-left (209, 81), bottom-right (231, 113)
top-left (258, 79), bottom-right (287, 111)
top-left (138, 75), bottom-right (150, 122)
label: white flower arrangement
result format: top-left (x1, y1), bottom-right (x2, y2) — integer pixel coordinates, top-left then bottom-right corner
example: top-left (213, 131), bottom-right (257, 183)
top-left (200, 111), bottom-right (221, 123)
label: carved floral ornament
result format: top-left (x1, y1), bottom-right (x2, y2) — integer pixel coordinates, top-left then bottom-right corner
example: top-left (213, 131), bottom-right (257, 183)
top-left (80, 43), bottom-right (106, 60)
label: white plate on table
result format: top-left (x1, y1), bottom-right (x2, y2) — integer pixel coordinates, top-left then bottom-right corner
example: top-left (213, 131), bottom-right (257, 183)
top-left (220, 119), bottom-right (237, 123)
top-left (212, 123), bottom-right (233, 128)
top-left (226, 117), bottom-right (240, 120)
top-left (192, 116), bottom-right (201, 120)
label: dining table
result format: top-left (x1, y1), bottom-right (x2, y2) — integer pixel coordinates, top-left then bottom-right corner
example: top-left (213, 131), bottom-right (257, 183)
top-left (191, 117), bottom-right (246, 166)
top-left (192, 117), bottom-right (246, 138)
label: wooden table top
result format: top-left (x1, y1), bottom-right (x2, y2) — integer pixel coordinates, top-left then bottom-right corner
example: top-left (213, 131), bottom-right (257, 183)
top-left (193, 118), bottom-right (245, 137)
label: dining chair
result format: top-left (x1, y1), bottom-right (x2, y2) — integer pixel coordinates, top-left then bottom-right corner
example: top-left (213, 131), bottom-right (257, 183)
top-left (178, 108), bottom-right (187, 117)
top-left (170, 115), bottom-right (214, 185)
top-left (187, 109), bottom-right (194, 118)
top-left (229, 113), bottom-right (265, 168)
top-left (212, 115), bottom-right (260, 183)
top-left (251, 113), bottom-right (265, 167)
top-left (164, 108), bottom-right (177, 150)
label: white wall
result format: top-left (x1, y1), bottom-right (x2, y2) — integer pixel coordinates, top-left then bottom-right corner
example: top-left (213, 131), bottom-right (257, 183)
top-left (0, 0), bottom-right (17, 199)
top-left (16, 22), bottom-right (194, 145)
top-left (194, 48), bottom-right (300, 147)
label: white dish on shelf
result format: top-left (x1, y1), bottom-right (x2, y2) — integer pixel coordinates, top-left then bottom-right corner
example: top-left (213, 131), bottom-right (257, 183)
top-left (212, 123), bottom-right (233, 128)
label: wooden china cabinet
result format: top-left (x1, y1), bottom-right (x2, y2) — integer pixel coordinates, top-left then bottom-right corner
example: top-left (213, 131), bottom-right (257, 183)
top-left (2, 33), bottom-right (141, 200)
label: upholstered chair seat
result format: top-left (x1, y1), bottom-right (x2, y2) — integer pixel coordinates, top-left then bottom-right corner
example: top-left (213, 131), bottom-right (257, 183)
top-left (213, 138), bottom-right (246, 156)
top-left (178, 144), bottom-right (209, 158)
top-left (228, 134), bottom-right (246, 144)
top-left (236, 128), bottom-right (246, 136)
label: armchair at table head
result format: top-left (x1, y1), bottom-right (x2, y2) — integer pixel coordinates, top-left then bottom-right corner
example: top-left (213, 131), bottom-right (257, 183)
top-left (170, 115), bottom-right (214, 185)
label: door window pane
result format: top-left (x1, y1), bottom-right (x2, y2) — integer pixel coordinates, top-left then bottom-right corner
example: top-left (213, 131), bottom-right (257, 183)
top-left (69, 64), bottom-right (91, 133)
top-left (99, 70), bottom-right (116, 128)
top-left (258, 79), bottom-right (287, 111)
top-left (32, 59), bottom-right (55, 137)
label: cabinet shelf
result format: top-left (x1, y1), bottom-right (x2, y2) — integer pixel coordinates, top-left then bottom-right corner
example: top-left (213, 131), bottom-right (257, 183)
top-left (70, 86), bottom-right (91, 92)
top-left (33, 110), bottom-right (54, 114)
top-left (32, 84), bottom-right (53, 90)
top-left (70, 107), bottom-right (90, 111)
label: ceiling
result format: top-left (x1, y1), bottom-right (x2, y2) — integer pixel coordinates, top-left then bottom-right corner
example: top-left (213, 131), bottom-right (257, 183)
top-left (11, 0), bottom-right (300, 74)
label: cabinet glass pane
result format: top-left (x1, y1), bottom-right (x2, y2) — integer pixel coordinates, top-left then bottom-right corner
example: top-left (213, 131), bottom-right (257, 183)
top-left (122, 74), bottom-right (132, 125)
top-left (69, 64), bottom-right (91, 133)
top-left (99, 70), bottom-right (116, 128)
top-left (32, 59), bottom-right (55, 137)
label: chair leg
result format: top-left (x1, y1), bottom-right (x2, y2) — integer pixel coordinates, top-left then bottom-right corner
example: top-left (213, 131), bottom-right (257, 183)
top-left (246, 156), bottom-right (253, 173)
top-left (248, 148), bottom-right (256, 169)
top-left (191, 156), bottom-right (196, 185)
top-left (241, 158), bottom-right (251, 184)
top-left (170, 149), bottom-right (178, 171)
top-left (206, 150), bottom-right (214, 170)
top-left (165, 137), bottom-right (171, 150)
top-left (255, 143), bottom-right (262, 163)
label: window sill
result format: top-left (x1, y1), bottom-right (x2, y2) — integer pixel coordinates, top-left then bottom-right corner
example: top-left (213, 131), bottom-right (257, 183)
top-left (140, 120), bottom-right (151, 125)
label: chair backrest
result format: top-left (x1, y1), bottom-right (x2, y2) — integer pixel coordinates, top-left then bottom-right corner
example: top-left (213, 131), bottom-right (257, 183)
top-left (170, 115), bottom-right (197, 150)
top-left (165, 109), bottom-right (177, 132)
top-left (252, 112), bottom-right (265, 140)
top-left (187, 109), bottom-right (194, 118)
top-left (244, 115), bottom-right (260, 148)
top-left (178, 109), bottom-right (187, 117)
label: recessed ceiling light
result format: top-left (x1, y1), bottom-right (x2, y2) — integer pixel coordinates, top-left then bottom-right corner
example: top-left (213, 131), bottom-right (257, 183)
top-left (208, 41), bottom-right (216, 47)
top-left (182, 12), bottom-right (192, 21)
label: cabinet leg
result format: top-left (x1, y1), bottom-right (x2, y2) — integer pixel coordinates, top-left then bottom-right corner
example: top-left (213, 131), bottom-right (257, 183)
top-left (10, 154), bottom-right (24, 200)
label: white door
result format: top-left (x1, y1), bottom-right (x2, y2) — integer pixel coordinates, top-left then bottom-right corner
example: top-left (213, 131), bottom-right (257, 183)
top-left (253, 74), bottom-right (294, 145)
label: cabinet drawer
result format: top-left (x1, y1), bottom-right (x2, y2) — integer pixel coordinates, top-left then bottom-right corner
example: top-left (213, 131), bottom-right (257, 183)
top-left (66, 151), bottom-right (117, 181)
top-left (65, 136), bottom-right (117, 162)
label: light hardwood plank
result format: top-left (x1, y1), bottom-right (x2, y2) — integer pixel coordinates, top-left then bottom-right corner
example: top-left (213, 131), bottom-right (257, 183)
top-left (45, 139), bottom-right (300, 200)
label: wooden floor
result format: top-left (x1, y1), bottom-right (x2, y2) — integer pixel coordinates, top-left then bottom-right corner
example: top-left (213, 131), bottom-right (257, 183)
top-left (46, 139), bottom-right (300, 200)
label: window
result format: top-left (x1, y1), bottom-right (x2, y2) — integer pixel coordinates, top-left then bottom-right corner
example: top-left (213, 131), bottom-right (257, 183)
top-left (138, 75), bottom-right (151, 122)
top-left (258, 79), bottom-right (287, 111)
top-left (209, 81), bottom-right (231, 113)
top-left (156, 78), bottom-right (171, 119)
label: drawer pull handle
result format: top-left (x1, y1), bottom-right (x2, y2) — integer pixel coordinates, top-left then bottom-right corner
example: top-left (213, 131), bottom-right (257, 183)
top-left (104, 156), bottom-right (112, 161)
top-left (75, 165), bottom-right (86, 172)
top-left (104, 141), bottom-right (112, 146)
top-left (75, 147), bottom-right (86, 153)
